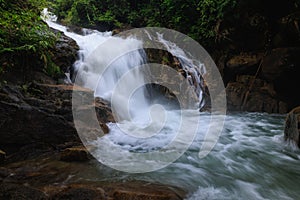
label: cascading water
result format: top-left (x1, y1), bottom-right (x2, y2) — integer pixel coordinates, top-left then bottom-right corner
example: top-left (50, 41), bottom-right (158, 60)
top-left (42, 9), bottom-right (300, 199)
top-left (157, 33), bottom-right (206, 108)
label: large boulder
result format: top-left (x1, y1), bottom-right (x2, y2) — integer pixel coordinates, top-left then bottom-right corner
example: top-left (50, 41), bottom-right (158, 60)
top-left (226, 75), bottom-right (287, 113)
top-left (284, 106), bottom-right (300, 147)
top-left (222, 47), bottom-right (300, 113)
top-left (0, 83), bottom-right (114, 159)
top-left (210, 0), bottom-right (300, 113)
top-left (223, 52), bottom-right (263, 84)
top-left (261, 48), bottom-right (300, 109)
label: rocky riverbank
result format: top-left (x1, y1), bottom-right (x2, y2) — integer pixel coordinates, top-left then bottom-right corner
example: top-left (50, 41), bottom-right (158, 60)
top-left (211, 1), bottom-right (300, 113)
top-left (0, 28), bottom-right (186, 199)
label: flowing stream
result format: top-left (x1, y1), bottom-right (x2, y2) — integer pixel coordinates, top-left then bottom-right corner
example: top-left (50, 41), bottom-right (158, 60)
top-left (42, 9), bottom-right (300, 199)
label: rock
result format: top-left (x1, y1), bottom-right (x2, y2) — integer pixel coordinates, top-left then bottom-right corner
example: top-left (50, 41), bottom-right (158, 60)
top-left (0, 167), bottom-right (10, 182)
top-left (51, 186), bottom-right (106, 200)
top-left (0, 83), bottom-right (114, 160)
top-left (273, 14), bottom-right (300, 48)
top-left (261, 48), bottom-right (300, 81)
top-left (46, 181), bottom-right (184, 200)
top-left (210, 1), bottom-right (300, 113)
top-left (226, 52), bottom-right (263, 70)
top-left (60, 146), bottom-right (91, 162)
top-left (107, 182), bottom-right (185, 200)
top-left (50, 28), bottom-right (79, 79)
top-left (284, 106), bottom-right (300, 147)
top-left (0, 153), bottom-right (186, 199)
top-left (226, 75), bottom-right (287, 113)
top-left (0, 85), bottom-right (79, 154)
top-left (223, 48), bottom-right (300, 112)
top-left (224, 52), bottom-right (263, 84)
top-left (0, 28), bottom-right (79, 84)
top-left (0, 183), bottom-right (47, 200)
top-left (0, 167), bottom-right (10, 179)
top-left (0, 150), bottom-right (5, 163)
top-left (260, 48), bottom-right (300, 109)
top-left (112, 190), bottom-right (181, 200)
top-left (95, 97), bottom-right (115, 124)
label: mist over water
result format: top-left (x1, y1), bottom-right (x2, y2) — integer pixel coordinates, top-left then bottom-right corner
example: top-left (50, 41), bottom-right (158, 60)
top-left (43, 10), bottom-right (300, 199)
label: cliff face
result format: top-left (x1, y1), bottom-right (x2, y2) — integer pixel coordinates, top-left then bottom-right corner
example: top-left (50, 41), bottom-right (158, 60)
top-left (211, 0), bottom-right (300, 113)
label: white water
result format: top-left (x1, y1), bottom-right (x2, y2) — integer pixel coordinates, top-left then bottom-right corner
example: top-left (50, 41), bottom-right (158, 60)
top-left (157, 33), bottom-right (206, 108)
top-left (43, 9), bottom-right (150, 122)
top-left (42, 10), bottom-right (300, 199)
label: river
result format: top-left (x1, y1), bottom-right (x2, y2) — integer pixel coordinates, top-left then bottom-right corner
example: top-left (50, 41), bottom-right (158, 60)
top-left (42, 9), bottom-right (300, 200)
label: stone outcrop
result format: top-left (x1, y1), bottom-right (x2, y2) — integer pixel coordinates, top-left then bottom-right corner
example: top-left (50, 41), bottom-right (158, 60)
top-left (260, 48), bottom-right (300, 109)
top-left (0, 83), bottom-right (113, 160)
top-left (0, 150), bottom-right (5, 163)
top-left (226, 75), bottom-right (287, 113)
top-left (219, 47), bottom-right (300, 113)
top-left (59, 146), bottom-right (91, 162)
top-left (284, 106), bottom-right (300, 147)
top-left (50, 28), bottom-right (79, 80)
top-left (211, 0), bottom-right (300, 113)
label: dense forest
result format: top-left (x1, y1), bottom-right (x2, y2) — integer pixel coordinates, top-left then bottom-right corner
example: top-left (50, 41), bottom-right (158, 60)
top-left (52, 0), bottom-right (300, 49)
top-left (1, 0), bottom-right (300, 75)
top-left (53, 0), bottom-right (237, 45)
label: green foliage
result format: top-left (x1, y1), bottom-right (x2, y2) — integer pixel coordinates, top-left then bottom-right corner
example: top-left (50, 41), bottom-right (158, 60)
top-left (0, 0), bottom-right (58, 77)
top-left (40, 52), bottom-right (61, 76)
top-left (54, 0), bottom-right (128, 28)
top-left (53, 0), bottom-right (237, 46)
top-left (191, 0), bottom-right (237, 44)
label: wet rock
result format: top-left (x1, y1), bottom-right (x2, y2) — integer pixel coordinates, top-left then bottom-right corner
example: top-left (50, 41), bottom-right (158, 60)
top-left (226, 52), bottom-right (263, 70)
top-left (50, 28), bottom-right (79, 78)
top-left (226, 75), bottom-right (287, 113)
top-left (224, 52), bottom-right (263, 84)
top-left (0, 83), bottom-right (113, 160)
top-left (0, 167), bottom-right (10, 179)
top-left (107, 182), bottom-right (184, 200)
top-left (95, 97), bottom-right (115, 124)
top-left (0, 154), bottom-right (187, 200)
top-left (222, 48), bottom-right (300, 112)
top-left (46, 181), bottom-right (184, 200)
top-left (60, 146), bottom-right (91, 162)
top-left (50, 185), bottom-right (106, 200)
top-left (112, 190), bottom-right (181, 200)
top-left (273, 14), bottom-right (300, 48)
top-left (284, 106), bottom-right (300, 147)
top-left (261, 48), bottom-right (300, 109)
top-left (0, 150), bottom-right (5, 163)
top-left (261, 48), bottom-right (300, 81)
top-left (0, 183), bottom-right (47, 200)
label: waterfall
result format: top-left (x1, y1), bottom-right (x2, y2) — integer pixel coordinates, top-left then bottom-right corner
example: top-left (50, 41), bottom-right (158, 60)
top-left (38, 10), bottom-right (300, 199)
top-left (42, 9), bottom-right (206, 112)
top-left (42, 9), bottom-right (150, 122)
top-left (42, 9), bottom-right (211, 173)
top-left (157, 33), bottom-right (206, 109)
